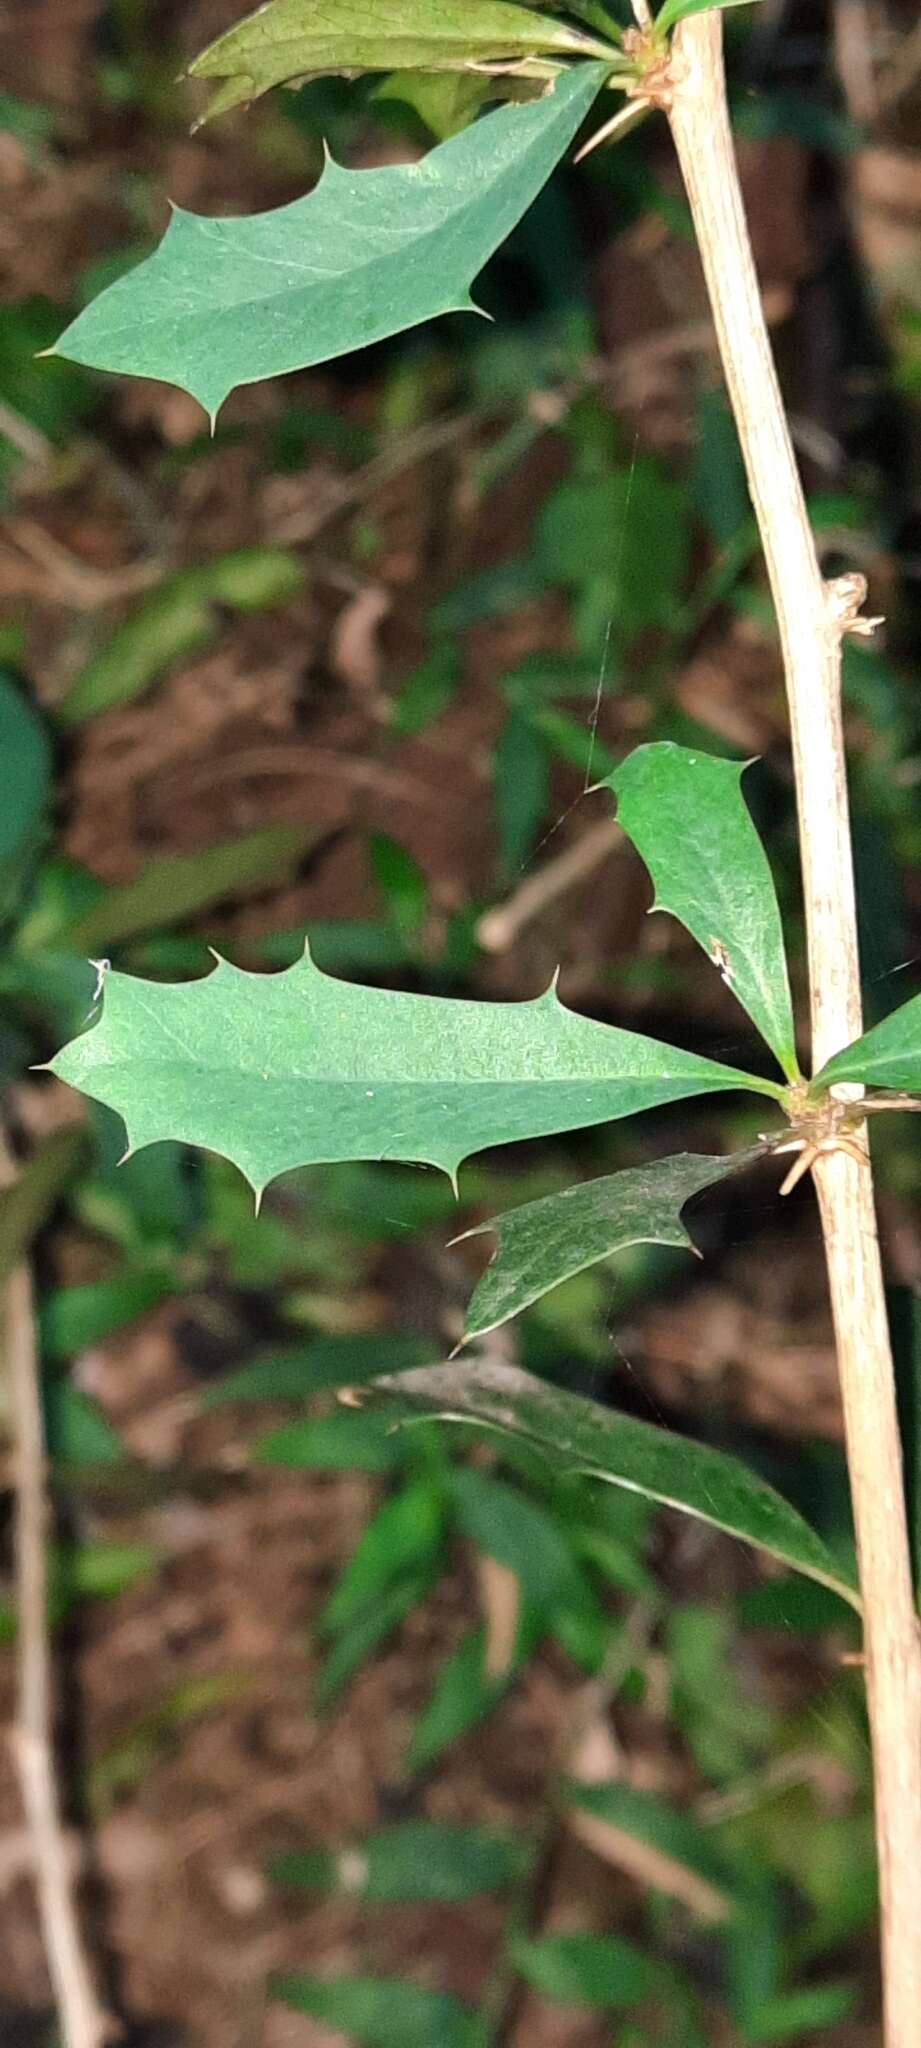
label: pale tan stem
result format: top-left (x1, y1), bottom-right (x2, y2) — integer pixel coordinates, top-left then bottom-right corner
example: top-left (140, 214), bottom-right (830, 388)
top-left (4, 1256), bottom-right (110, 2048)
top-left (665, 17), bottom-right (921, 2041)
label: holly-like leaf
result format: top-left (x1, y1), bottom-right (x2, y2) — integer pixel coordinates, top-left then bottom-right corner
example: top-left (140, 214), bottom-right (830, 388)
top-left (462, 1148), bottom-right (758, 1339)
top-left (47, 952), bottom-right (781, 1200)
top-left (606, 744), bottom-right (800, 1080)
top-left (366, 1361), bottom-right (860, 1606)
top-left (814, 991), bottom-right (921, 1095)
top-left (50, 64), bottom-right (611, 422)
top-left (188, 0), bottom-right (620, 126)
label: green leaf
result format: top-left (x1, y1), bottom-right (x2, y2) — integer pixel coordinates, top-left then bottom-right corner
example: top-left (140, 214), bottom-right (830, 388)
top-left (510, 1932), bottom-right (669, 2007)
top-left (535, 461), bottom-right (690, 640)
top-left (813, 989), bottom-right (921, 1093)
top-left (273, 1974), bottom-right (474, 2048)
top-left (48, 952), bottom-right (779, 1200)
top-left (606, 744), bottom-right (799, 1079)
top-left (188, 0), bottom-right (618, 126)
top-left (56, 550), bottom-right (303, 726)
top-left (50, 67), bottom-right (610, 421)
top-left (58, 825), bottom-right (318, 954)
top-left (42, 1382), bottom-right (125, 1467)
top-left (656, 0), bottom-right (757, 35)
top-left (407, 1622), bottom-right (528, 1771)
top-left (319, 1478), bottom-right (446, 1634)
top-left (317, 1566), bottom-right (437, 1705)
top-left (204, 1333), bottom-right (435, 1404)
top-left (494, 709), bottom-right (549, 874)
top-left (39, 1269), bottom-right (174, 1363)
top-left (462, 1149), bottom-right (754, 1338)
top-left (256, 1410), bottom-right (403, 1472)
top-left (271, 1820), bottom-right (524, 1903)
top-left (448, 1465), bottom-right (579, 1601)
top-left (743, 1982), bottom-right (857, 2043)
top-left (54, 548), bottom-right (302, 733)
top-left (0, 668), bottom-right (51, 906)
top-left (367, 1362), bottom-right (861, 1607)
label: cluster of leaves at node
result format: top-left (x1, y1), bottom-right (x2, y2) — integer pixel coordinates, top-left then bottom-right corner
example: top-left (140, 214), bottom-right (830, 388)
top-left (49, 0), bottom-right (753, 421)
top-left (50, 739), bottom-right (921, 1612)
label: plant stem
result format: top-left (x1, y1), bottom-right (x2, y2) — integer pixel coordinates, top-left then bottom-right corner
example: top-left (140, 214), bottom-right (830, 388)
top-left (663, 16), bottom-right (921, 2039)
top-left (4, 1255), bottom-right (110, 2048)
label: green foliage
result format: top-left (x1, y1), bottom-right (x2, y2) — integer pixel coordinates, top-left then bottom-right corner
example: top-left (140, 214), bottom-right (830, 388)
top-left (58, 825), bottom-right (318, 954)
top-left (369, 1361), bottom-right (860, 1604)
top-left (511, 1930), bottom-right (672, 2006)
top-left (188, 0), bottom-right (620, 127)
top-left (49, 948), bottom-right (776, 1198)
top-left (461, 1149), bottom-right (754, 1338)
top-left (0, 668), bottom-right (51, 914)
top-left (271, 1820), bottom-right (524, 1902)
top-left (51, 66), bottom-right (611, 420)
top-left (274, 1973), bottom-right (474, 2047)
top-left (607, 744), bottom-right (800, 1078)
top-left (56, 549), bottom-right (304, 726)
top-left (814, 989), bottom-right (921, 1093)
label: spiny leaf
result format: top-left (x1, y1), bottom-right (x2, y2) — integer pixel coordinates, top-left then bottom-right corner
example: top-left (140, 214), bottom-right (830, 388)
top-left (366, 1361), bottom-right (861, 1607)
top-left (814, 990), bottom-right (921, 1094)
top-left (462, 1148), bottom-right (758, 1339)
top-left (51, 64), bottom-right (611, 421)
top-left (47, 950), bottom-right (780, 1199)
top-left (188, 0), bottom-right (620, 127)
top-left (605, 744), bottom-right (800, 1080)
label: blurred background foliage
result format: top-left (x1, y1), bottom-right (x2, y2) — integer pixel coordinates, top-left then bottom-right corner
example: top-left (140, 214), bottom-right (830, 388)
top-left (0, 0), bottom-right (920, 2042)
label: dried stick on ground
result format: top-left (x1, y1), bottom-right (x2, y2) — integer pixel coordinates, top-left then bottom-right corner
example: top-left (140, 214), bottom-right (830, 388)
top-left (4, 1249), bottom-right (109, 2048)
top-left (661, 15), bottom-right (921, 2039)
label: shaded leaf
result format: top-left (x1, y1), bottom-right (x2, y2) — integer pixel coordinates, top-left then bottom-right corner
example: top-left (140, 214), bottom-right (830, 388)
top-left (511, 1932), bottom-right (670, 2007)
top-left (39, 1269), bottom-right (174, 1363)
top-left (273, 1973), bottom-right (474, 2048)
top-left (48, 952), bottom-right (780, 1200)
top-left (52, 66), bottom-right (611, 420)
top-left (367, 1362), bottom-right (860, 1606)
top-left (256, 1409), bottom-right (402, 1472)
top-left (43, 1382), bottom-right (125, 1467)
top-left (408, 1620), bottom-right (535, 1770)
top-left (535, 461), bottom-right (690, 640)
top-left (448, 1464), bottom-right (579, 1600)
top-left (606, 744), bottom-right (799, 1078)
top-left (462, 1148), bottom-right (755, 1338)
top-left (59, 824), bottom-right (318, 954)
top-left (317, 1566), bottom-right (438, 1705)
top-left (813, 989), bottom-right (921, 1093)
top-left (188, 0), bottom-right (618, 127)
top-left (318, 1478), bottom-right (446, 1634)
top-left (204, 1333), bottom-right (435, 1404)
top-left (56, 550), bottom-right (303, 726)
top-left (0, 667), bottom-right (51, 907)
top-left (271, 1820), bottom-right (524, 1902)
